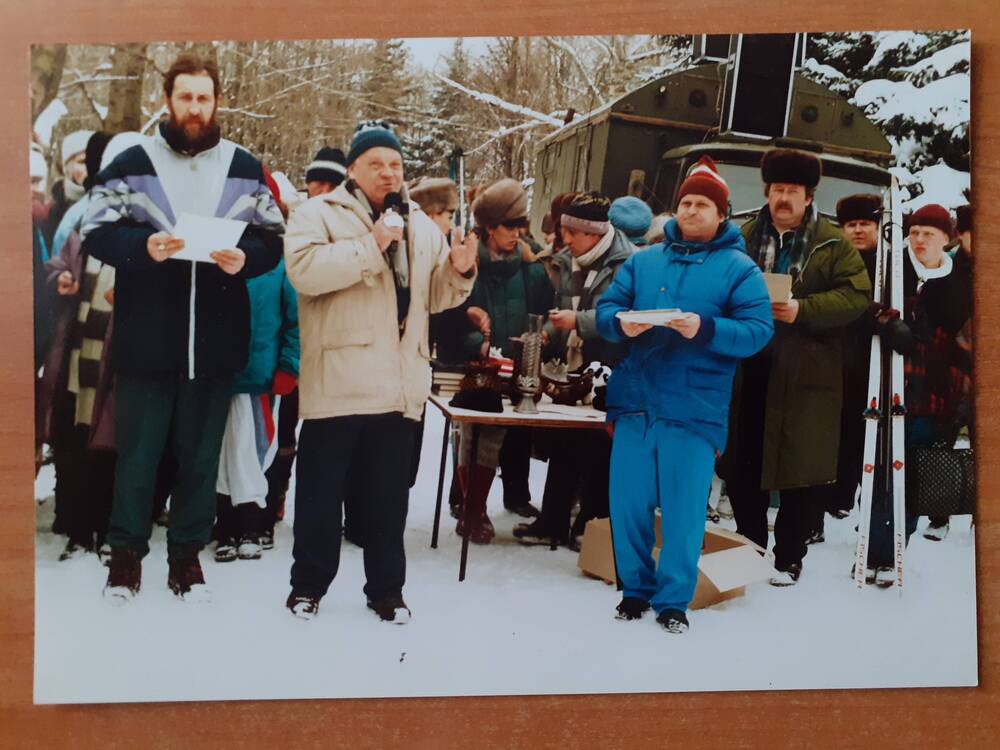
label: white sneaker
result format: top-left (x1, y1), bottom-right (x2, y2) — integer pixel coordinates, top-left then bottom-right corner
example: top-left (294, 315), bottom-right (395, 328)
top-left (769, 564), bottom-right (801, 587)
top-left (237, 536), bottom-right (262, 560)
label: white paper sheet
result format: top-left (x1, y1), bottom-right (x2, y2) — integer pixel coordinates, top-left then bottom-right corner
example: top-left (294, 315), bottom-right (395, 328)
top-left (616, 308), bottom-right (684, 325)
top-left (170, 212), bottom-right (248, 263)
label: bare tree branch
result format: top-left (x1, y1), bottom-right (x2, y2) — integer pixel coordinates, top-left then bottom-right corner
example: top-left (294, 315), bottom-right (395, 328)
top-left (543, 37), bottom-right (602, 101)
top-left (433, 73), bottom-right (564, 127)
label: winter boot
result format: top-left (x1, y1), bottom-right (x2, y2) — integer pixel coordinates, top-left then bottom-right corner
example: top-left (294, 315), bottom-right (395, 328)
top-left (96, 540), bottom-right (113, 567)
top-left (103, 547), bottom-right (142, 604)
top-left (805, 528), bottom-right (825, 545)
top-left (214, 538), bottom-right (238, 563)
top-left (168, 552), bottom-right (211, 602)
top-left (259, 526), bottom-right (275, 551)
top-left (615, 597), bottom-right (651, 621)
top-left (501, 474), bottom-right (540, 518)
top-left (287, 591), bottom-right (320, 620)
top-left (455, 464), bottom-right (496, 545)
top-left (59, 536), bottom-right (93, 562)
top-left (513, 518), bottom-right (566, 547)
top-left (874, 566), bottom-right (896, 588)
top-left (236, 503), bottom-right (262, 560)
top-left (924, 519), bottom-right (950, 541)
top-left (448, 470), bottom-right (465, 520)
top-left (656, 609), bottom-right (689, 634)
top-left (367, 595), bottom-right (411, 624)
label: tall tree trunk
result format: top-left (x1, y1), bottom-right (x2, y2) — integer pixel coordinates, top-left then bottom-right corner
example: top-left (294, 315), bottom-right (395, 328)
top-left (105, 44), bottom-right (148, 132)
top-left (30, 45), bottom-right (66, 124)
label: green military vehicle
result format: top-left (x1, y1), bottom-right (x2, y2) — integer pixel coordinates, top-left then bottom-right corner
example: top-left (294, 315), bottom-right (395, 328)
top-left (530, 36), bottom-right (893, 234)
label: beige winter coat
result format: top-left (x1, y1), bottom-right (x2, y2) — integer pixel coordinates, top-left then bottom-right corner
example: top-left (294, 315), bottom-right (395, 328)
top-left (284, 184), bottom-right (475, 421)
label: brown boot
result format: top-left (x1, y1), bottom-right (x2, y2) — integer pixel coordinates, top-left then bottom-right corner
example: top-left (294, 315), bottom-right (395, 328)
top-left (456, 464), bottom-right (496, 544)
top-left (103, 547), bottom-right (142, 604)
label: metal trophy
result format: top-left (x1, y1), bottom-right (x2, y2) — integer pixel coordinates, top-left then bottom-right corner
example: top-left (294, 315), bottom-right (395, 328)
top-left (513, 314), bottom-right (544, 414)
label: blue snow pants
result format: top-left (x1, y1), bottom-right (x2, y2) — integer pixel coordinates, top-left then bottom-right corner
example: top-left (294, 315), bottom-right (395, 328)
top-left (609, 414), bottom-right (716, 614)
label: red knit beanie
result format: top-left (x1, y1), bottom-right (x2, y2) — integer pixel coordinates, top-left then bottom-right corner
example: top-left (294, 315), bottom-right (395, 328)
top-left (677, 156), bottom-right (730, 216)
top-left (906, 203), bottom-right (955, 240)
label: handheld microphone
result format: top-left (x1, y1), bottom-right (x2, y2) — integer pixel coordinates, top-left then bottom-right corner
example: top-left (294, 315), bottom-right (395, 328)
top-left (382, 191), bottom-right (406, 254)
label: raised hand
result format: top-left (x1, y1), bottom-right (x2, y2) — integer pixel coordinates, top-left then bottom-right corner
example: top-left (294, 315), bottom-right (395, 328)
top-left (449, 226), bottom-right (478, 275)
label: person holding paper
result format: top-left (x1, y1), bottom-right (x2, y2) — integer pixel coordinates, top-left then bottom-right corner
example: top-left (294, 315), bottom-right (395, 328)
top-left (513, 192), bottom-right (633, 548)
top-left (282, 121), bottom-right (476, 623)
top-left (80, 54), bottom-right (284, 604)
top-left (596, 157), bottom-right (773, 633)
top-left (720, 149), bottom-right (871, 587)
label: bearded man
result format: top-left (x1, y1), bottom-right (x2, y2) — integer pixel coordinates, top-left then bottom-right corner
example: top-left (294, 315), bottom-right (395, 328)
top-left (80, 53), bottom-right (285, 604)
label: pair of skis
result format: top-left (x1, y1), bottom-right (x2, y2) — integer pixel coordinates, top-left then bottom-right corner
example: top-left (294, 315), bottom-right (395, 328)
top-left (854, 178), bottom-right (906, 593)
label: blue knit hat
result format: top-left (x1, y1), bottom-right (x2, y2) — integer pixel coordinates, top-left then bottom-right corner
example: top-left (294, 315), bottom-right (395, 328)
top-left (609, 196), bottom-right (654, 242)
top-left (347, 120), bottom-right (403, 165)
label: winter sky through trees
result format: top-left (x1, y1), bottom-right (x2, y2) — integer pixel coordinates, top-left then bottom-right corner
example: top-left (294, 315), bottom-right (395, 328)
top-left (31, 32), bottom-right (970, 211)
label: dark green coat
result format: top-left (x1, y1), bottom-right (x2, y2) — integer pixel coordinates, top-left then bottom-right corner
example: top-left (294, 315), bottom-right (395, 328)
top-left (724, 214), bottom-right (872, 490)
top-left (437, 240), bottom-right (553, 361)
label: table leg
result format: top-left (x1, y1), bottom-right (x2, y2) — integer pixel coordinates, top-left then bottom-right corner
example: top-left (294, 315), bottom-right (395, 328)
top-left (458, 423), bottom-right (478, 582)
top-left (431, 416), bottom-right (450, 549)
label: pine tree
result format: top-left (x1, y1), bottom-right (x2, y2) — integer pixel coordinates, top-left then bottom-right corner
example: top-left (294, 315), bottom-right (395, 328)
top-left (805, 31), bottom-right (970, 209)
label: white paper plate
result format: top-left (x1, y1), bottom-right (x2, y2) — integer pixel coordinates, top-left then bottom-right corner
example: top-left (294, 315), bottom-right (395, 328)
top-left (616, 309), bottom-right (685, 325)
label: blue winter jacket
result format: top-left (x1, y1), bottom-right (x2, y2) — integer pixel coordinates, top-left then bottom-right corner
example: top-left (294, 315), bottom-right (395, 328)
top-left (231, 258), bottom-right (300, 395)
top-left (596, 219), bottom-right (773, 452)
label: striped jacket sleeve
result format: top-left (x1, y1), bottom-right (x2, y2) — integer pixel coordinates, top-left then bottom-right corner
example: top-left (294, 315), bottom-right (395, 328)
top-left (79, 146), bottom-right (169, 271)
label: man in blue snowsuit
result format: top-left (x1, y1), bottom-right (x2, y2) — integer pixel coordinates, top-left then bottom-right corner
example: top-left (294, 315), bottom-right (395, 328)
top-left (596, 157), bottom-right (773, 633)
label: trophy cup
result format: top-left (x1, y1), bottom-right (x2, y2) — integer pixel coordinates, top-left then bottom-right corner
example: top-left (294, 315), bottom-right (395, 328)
top-left (512, 314), bottom-right (544, 414)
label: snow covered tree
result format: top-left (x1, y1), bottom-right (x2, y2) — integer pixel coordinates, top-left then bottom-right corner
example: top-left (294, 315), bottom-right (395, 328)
top-left (805, 31), bottom-right (970, 210)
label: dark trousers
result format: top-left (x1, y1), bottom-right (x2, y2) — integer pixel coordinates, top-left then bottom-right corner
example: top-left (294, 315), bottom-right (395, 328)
top-left (290, 412), bottom-right (412, 601)
top-left (214, 493), bottom-right (261, 540)
top-left (264, 388), bottom-right (298, 530)
top-left (56, 424), bottom-right (116, 546)
top-left (730, 483), bottom-right (826, 570)
top-left (537, 429), bottom-right (611, 539)
top-left (109, 373), bottom-right (232, 559)
top-left (499, 427), bottom-right (532, 507)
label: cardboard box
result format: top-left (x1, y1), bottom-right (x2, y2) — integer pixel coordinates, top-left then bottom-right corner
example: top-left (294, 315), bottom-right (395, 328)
top-left (577, 517), bottom-right (775, 610)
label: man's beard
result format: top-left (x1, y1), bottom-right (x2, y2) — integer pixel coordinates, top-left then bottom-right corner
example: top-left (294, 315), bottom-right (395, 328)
top-left (163, 110), bottom-right (221, 155)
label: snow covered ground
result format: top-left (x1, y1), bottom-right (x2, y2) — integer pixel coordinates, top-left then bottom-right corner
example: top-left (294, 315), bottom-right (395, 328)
top-left (33, 408), bottom-right (978, 704)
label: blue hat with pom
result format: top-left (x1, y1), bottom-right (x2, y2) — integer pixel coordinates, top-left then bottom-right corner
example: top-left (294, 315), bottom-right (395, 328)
top-left (347, 120), bottom-right (403, 165)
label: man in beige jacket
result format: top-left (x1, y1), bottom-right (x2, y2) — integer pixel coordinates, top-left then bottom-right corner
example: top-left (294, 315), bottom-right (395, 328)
top-left (283, 121), bottom-right (477, 623)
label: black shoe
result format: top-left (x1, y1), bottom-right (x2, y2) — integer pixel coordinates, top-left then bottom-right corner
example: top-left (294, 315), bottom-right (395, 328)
top-left (849, 563), bottom-right (877, 585)
top-left (504, 501), bottom-right (541, 518)
top-left (59, 537), bottom-right (92, 561)
top-left (103, 547), bottom-right (142, 604)
top-left (769, 562), bottom-right (802, 587)
top-left (805, 529), bottom-right (825, 545)
top-left (214, 538), bottom-right (238, 563)
top-left (168, 554), bottom-right (211, 602)
top-left (615, 597), bottom-right (651, 621)
top-left (656, 608), bottom-right (689, 634)
top-left (449, 502), bottom-right (462, 520)
top-left (259, 527), bottom-right (275, 550)
top-left (367, 595), bottom-right (411, 624)
top-left (512, 519), bottom-right (565, 547)
top-left (97, 541), bottom-right (113, 567)
top-left (287, 591), bottom-right (320, 620)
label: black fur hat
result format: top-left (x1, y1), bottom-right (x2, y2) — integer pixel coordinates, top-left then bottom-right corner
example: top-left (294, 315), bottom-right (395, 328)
top-left (836, 193), bottom-right (882, 225)
top-left (760, 148), bottom-right (822, 189)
